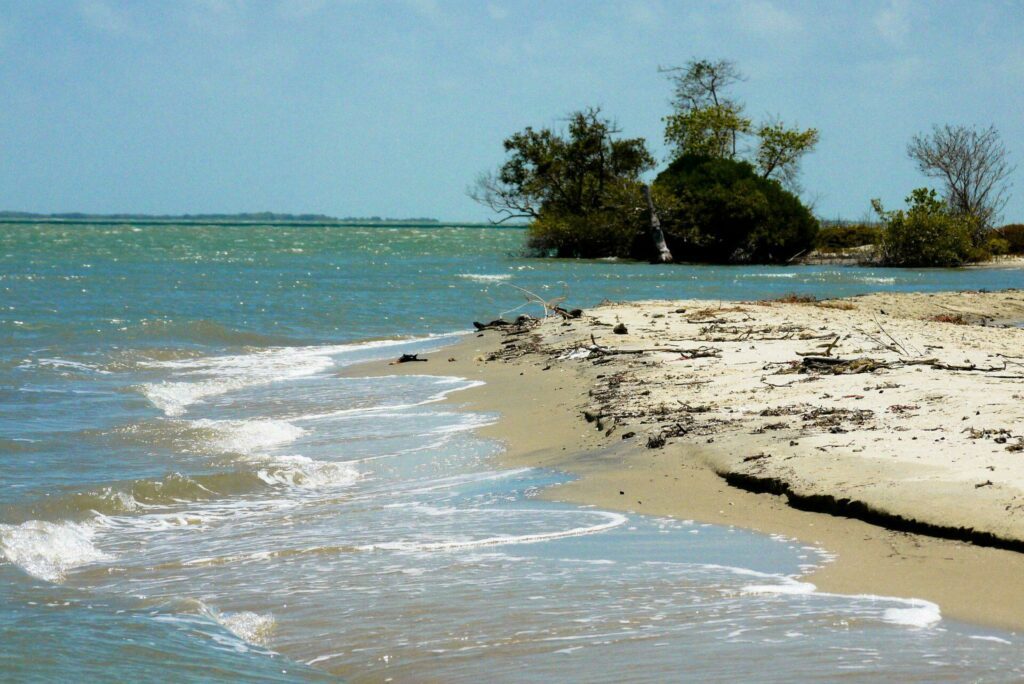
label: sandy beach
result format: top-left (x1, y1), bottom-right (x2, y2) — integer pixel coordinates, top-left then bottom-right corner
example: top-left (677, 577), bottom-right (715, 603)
top-left (366, 289), bottom-right (1024, 631)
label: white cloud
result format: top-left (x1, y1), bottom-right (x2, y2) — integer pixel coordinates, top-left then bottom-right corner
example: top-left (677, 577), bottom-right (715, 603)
top-left (735, 0), bottom-right (802, 38)
top-left (405, 0), bottom-right (441, 20)
top-left (874, 0), bottom-right (913, 45)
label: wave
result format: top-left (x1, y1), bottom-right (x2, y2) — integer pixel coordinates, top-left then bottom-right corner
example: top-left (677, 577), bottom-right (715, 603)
top-left (457, 273), bottom-right (511, 282)
top-left (253, 455), bottom-right (359, 489)
top-left (19, 357), bottom-right (112, 375)
top-left (213, 610), bottom-right (276, 646)
top-left (137, 334), bottom-right (463, 417)
top-left (154, 599), bottom-right (277, 649)
top-left (881, 600), bottom-right (941, 628)
top-left (190, 418), bottom-right (307, 455)
top-left (0, 519), bottom-right (108, 582)
top-left (125, 318), bottom-right (303, 347)
top-left (0, 438), bottom-right (40, 454)
top-left (736, 570), bottom-right (942, 628)
top-left (357, 510), bottom-right (627, 552)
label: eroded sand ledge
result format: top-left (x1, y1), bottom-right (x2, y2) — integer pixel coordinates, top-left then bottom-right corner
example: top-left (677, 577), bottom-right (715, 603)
top-left (372, 290), bottom-right (1024, 630)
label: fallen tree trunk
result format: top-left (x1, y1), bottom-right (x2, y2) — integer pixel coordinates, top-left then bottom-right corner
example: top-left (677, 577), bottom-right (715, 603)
top-left (643, 185), bottom-right (673, 264)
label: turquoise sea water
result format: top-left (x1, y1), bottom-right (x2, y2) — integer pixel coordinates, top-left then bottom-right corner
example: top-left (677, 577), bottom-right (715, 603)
top-left (2, 222), bottom-right (1024, 681)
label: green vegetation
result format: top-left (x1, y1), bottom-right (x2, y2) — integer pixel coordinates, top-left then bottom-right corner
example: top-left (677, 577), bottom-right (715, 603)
top-left (662, 59), bottom-right (819, 190)
top-left (472, 57), bottom-right (1016, 268)
top-left (996, 224), bottom-right (1024, 254)
top-left (873, 189), bottom-right (974, 267)
top-left (470, 107), bottom-right (654, 257)
top-left (907, 124), bottom-right (1012, 233)
top-left (653, 155), bottom-right (818, 263)
top-left (474, 60), bottom-right (820, 264)
top-left (814, 223), bottom-right (883, 251)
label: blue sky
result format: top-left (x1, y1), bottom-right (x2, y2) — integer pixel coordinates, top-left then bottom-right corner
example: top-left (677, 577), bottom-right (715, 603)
top-left (1, 0), bottom-right (1022, 221)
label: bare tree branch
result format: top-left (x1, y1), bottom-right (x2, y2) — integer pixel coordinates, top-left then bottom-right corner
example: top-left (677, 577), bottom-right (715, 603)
top-left (907, 124), bottom-right (1015, 231)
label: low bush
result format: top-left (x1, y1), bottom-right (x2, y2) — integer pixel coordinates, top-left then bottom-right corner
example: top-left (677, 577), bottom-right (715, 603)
top-left (525, 180), bottom-right (649, 258)
top-left (814, 223), bottom-right (883, 251)
top-left (768, 292), bottom-right (817, 304)
top-left (874, 188), bottom-right (973, 267)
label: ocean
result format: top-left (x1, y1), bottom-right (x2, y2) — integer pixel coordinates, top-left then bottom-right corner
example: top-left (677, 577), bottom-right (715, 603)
top-left (2, 222), bottom-right (1024, 681)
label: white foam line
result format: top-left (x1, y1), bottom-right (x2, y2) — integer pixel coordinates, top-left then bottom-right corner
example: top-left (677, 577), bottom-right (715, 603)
top-left (296, 378), bottom-right (485, 422)
top-left (398, 467), bottom-right (534, 495)
top-left (358, 511), bottom-right (627, 552)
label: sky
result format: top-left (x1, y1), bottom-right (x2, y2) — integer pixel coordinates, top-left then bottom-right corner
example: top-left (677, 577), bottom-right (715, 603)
top-left (1, 0), bottom-right (1022, 222)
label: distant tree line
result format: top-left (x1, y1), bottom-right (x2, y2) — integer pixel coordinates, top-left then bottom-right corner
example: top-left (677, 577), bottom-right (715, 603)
top-left (0, 211), bottom-right (441, 224)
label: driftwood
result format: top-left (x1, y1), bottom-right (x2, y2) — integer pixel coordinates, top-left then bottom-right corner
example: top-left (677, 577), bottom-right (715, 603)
top-left (783, 356), bottom-right (890, 375)
top-left (786, 354), bottom-right (1021, 378)
top-left (473, 314), bottom-right (535, 331)
top-left (473, 319), bottom-right (511, 330)
top-left (552, 306), bottom-right (583, 319)
top-left (585, 334), bottom-right (721, 360)
top-left (391, 353), bottom-right (428, 364)
top-left (643, 184), bottom-right (673, 264)
top-left (903, 358), bottom-right (1009, 372)
top-left (796, 334), bottom-right (841, 357)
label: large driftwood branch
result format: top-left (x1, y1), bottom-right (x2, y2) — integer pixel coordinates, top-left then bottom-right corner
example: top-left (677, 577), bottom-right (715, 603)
top-left (585, 334), bottom-right (720, 358)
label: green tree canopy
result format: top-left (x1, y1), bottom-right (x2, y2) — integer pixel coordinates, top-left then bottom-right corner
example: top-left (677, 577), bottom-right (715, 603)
top-left (469, 107), bottom-right (654, 224)
top-left (654, 155), bottom-right (819, 263)
top-left (662, 59), bottom-right (818, 190)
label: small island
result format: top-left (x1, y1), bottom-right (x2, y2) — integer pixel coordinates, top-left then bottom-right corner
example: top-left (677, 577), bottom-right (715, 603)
top-left (472, 58), bottom-right (1022, 268)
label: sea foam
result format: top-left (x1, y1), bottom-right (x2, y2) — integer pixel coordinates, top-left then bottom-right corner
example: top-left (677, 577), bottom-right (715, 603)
top-left (0, 519), bottom-right (108, 582)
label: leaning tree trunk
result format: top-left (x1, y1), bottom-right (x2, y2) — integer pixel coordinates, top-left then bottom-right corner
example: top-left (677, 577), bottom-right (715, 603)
top-left (643, 184), bottom-right (673, 264)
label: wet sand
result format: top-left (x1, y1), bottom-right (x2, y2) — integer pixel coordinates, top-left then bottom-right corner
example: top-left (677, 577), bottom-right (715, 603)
top-left (357, 290), bottom-right (1024, 632)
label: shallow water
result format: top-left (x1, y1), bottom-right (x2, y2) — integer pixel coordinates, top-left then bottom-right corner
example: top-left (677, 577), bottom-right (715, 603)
top-left (2, 222), bottom-right (1023, 681)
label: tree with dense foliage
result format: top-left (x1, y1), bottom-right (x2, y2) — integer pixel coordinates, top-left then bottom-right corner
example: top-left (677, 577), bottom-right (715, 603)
top-left (662, 59), bottom-right (818, 189)
top-left (653, 155), bottom-right (819, 263)
top-left (873, 188), bottom-right (974, 267)
top-left (907, 124), bottom-right (1013, 234)
top-left (469, 108), bottom-right (654, 226)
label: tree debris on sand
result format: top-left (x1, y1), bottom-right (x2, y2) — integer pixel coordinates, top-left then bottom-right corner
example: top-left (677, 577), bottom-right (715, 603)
top-left (469, 289), bottom-right (1024, 549)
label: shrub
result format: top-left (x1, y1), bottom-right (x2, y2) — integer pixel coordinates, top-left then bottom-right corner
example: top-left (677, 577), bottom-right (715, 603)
top-left (982, 235), bottom-right (1011, 256)
top-left (525, 180), bottom-right (650, 258)
top-left (654, 155), bottom-right (818, 263)
top-left (814, 223), bottom-right (883, 251)
top-left (526, 209), bottom-right (642, 259)
top-left (996, 224), bottom-right (1024, 254)
top-left (874, 188), bottom-right (973, 267)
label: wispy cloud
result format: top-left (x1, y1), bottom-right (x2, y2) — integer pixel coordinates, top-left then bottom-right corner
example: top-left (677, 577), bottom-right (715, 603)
top-left (874, 0), bottom-right (913, 46)
top-left (735, 0), bottom-right (802, 38)
top-left (487, 3), bottom-right (508, 21)
top-left (405, 0), bottom-right (441, 20)
top-left (277, 0), bottom-right (329, 21)
top-left (185, 0), bottom-right (248, 36)
top-left (78, 0), bottom-right (142, 37)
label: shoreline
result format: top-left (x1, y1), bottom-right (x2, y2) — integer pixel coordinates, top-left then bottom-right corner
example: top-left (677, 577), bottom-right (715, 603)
top-left (349, 289), bottom-right (1024, 632)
